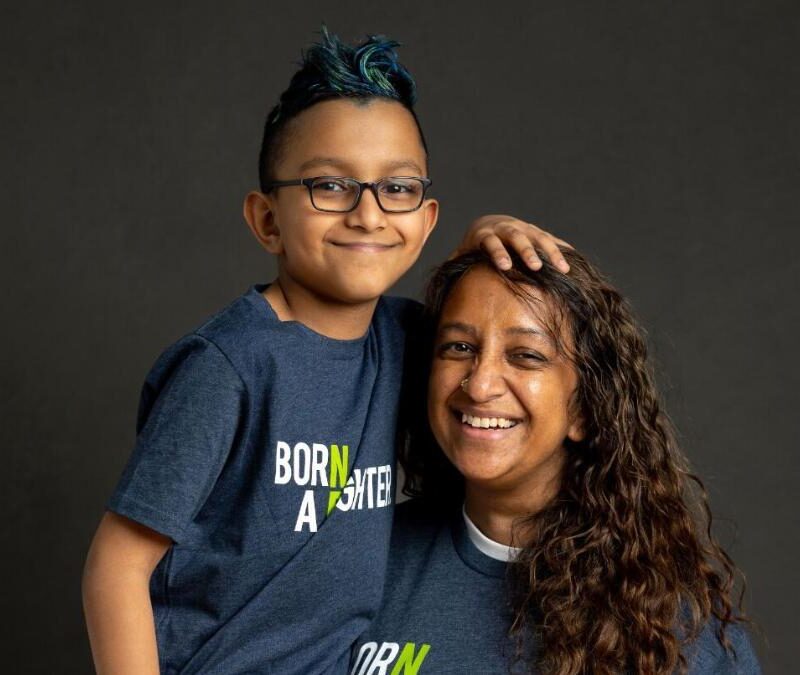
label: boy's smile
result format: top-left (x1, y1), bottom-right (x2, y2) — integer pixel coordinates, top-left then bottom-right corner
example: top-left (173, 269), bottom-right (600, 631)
top-left (244, 98), bottom-right (438, 337)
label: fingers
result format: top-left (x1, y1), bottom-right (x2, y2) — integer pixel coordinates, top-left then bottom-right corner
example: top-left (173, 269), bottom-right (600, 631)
top-left (500, 227), bottom-right (544, 270)
top-left (459, 215), bottom-right (573, 273)
top-left (445, 246), bottom-right (463, 261)
top-left (526, 224), bottom-right (570, 273)
top-left (476, 232), bottom-right (514, 270)
top-left (552, 237), bottom-right (574, 250)
top-left (491, 221), bottom-right (571, 273)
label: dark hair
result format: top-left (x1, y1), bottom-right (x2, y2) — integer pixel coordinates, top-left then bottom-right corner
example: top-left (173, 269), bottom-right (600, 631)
top-left (258, 26), bottom-right (427, 190)
top-left (399, 249), bottom-right (750, 675)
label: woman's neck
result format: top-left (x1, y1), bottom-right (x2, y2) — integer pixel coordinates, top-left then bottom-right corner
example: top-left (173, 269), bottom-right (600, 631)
top-left (464, 478), bottom-right (560, 547)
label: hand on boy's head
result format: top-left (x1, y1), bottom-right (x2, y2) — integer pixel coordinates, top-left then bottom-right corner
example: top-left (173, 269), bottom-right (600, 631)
top-left (454, 214), bottom-right (573, 273)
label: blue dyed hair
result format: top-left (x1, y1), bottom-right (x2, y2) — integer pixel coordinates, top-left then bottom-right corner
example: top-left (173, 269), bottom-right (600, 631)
top-left (258, 26), bottom-right (428, 190)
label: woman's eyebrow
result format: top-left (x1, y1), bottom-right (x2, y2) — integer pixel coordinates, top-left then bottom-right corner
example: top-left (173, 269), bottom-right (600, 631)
top-left (438, 323), bottom-right (553, 345)
top-left (438, 322), bottom-right (477, 338)
top-left (506, 326), bottom-right (553, 344)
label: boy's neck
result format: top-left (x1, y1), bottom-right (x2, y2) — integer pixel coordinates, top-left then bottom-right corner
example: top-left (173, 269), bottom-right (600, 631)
top-left (262, 274), bottom-right (379, 340)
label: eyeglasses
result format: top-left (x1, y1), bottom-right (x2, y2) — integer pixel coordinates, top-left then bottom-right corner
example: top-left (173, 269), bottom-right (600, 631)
top-left (262, 176), bottom-right (433, 213)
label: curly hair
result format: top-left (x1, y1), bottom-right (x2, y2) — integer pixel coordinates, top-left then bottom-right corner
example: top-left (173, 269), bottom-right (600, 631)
top-left (399, 248), bottom-right (749, 674)
top-left (258, 25), bottom-right (426, 190)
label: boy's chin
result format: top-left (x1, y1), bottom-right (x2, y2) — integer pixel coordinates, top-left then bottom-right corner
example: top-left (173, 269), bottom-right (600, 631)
top-left (313, 269), bottom-right (405, 305)
top-left (327, 278), bottom-right (401, 305)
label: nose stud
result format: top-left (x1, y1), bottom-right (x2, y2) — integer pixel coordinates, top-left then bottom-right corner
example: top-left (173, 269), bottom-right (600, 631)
top-left (460, 377), bottom-right (470, 391)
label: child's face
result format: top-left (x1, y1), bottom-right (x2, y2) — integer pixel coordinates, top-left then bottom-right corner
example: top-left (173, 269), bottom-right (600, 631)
top-left (251, 98), bottom-right (438, 305)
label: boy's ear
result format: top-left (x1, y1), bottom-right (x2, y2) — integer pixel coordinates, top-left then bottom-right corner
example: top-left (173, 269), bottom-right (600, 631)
top-left (243, 191), bottom-right (282, 254)
top-left (420, 197), bottom-right (439, 244)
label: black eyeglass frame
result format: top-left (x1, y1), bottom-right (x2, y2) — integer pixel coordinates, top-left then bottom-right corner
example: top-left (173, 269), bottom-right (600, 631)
top-left (262, 176), bottom-right (433, 213)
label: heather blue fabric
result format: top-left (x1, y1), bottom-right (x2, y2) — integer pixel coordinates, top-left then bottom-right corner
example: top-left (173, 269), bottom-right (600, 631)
top-left (351, 500), bottom-right (761, 674)
top-left (108, 284), bottom-right (418, 675)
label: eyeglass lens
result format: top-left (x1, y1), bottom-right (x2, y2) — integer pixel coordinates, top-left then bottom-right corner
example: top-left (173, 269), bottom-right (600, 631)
top-left (310, 177), bottom-right (425, 212)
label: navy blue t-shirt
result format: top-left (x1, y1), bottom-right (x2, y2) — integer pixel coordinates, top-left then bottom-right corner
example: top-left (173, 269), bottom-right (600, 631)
top-left (108, 284), bottom-right (418, 674)
top-left (352, 500), bottom-right (761, 674)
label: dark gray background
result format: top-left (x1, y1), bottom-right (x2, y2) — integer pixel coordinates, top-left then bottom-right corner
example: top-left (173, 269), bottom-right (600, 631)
top-left (2, 1), bottom-right (797, 672)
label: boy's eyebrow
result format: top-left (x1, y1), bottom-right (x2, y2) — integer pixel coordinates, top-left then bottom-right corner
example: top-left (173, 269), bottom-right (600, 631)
top-left (298, 157), bottom-right (425, 176)
top-left (381, 159), bottom-right (426, 175)
top-left (297, 157), bottom-right (344, 173)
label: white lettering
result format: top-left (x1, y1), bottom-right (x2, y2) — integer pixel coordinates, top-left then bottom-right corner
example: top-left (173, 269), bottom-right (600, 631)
top-left (376, 466), bottom-right (386, 507)
top-left (337, 474), bottom-right (355, 512)
top-left (294, 490), bottom-right (317, 532)
top-left (312, 443), bottom-right (329, 487)
top-left (293, 442), bottom-right (311, 486)
top-left (274, 441), bottom-right (291, 484)
top-left (352, 642), bottom-right (377, 675)
top-left (366, 641), bottom-right (400, 675)
top-left (352, 469), bottom-right (366, 509)
top-left (364, 467), bottom-right (376, 509)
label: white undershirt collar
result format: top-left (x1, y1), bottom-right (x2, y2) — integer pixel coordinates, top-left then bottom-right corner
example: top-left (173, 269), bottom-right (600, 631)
top-left (462, 504), bottom-right (523, 562)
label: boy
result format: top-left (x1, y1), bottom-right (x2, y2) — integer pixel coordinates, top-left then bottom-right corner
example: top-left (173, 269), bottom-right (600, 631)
top-left (82, 27), bottom-right (568, 675)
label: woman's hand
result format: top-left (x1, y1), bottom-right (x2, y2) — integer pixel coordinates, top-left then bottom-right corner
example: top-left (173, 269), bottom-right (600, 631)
top-left (454, 214), bottom-right (572, 273)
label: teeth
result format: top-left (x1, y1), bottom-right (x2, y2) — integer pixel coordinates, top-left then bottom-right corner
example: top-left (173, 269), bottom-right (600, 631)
top-left (460, 413), bottom-right (517, 429)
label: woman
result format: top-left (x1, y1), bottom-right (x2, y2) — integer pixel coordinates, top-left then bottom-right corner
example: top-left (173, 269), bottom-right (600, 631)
top-left (351, 249), bottom-right (759, 674)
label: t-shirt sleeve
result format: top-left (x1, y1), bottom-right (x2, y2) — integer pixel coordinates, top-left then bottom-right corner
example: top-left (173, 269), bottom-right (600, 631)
top-left (685, 619), bottom-right (761, 674)
top-left (385, 296), bottom-right (424, 330)
top-left (107, 334), bottom-right (246, 544)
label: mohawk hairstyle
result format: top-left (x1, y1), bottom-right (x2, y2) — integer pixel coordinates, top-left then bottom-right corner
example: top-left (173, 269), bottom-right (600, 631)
top-left (258, 25), bottom-right (427, 191)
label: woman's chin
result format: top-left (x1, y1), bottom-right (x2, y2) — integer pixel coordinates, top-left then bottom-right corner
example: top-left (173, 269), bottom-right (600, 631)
top-left (451, 457), bottom-right (510, 488)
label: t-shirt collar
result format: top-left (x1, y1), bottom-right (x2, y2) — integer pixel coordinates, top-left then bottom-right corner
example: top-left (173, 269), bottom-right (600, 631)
top-left (462, 504), bottom-right (523, 563)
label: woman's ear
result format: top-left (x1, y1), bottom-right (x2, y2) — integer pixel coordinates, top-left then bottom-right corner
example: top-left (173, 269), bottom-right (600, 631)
top-left (567, 417), bottom-right (586, 443)
top-left (566, 393), bottom-right (585, 443)
top-left (243, 191), bottom-right (283, 254)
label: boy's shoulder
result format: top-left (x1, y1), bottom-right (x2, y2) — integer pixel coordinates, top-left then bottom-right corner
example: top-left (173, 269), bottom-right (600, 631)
top-left (148, 289), bottom-right (424, 386)
top-left (165, 283), bottom-right (288, 370)
top-left (147, 289), bottom-right (424, 384)
top-left (379, 294), bottom-right (423, 313)
top-left (189, 289), bottom-right (422, 346)
top-left (191, 284), bottom-right (270, 347)
top-left (377, 295), bottom-right (424, 331)
top-left (140, 285), bottom-right (268, 390)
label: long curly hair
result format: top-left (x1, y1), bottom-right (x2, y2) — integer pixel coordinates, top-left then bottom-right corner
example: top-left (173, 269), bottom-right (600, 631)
top-left (398, 248), bottom-right (749, 674)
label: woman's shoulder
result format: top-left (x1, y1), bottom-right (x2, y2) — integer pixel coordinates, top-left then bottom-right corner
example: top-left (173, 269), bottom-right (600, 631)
top-left (685, 617), bottom-right (761, 674)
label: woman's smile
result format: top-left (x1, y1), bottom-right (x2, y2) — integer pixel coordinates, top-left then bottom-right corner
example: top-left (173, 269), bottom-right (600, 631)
top-left (428, 265), bottom-right (583, 494)
top-left (448, 407), bottom-right (523, 442)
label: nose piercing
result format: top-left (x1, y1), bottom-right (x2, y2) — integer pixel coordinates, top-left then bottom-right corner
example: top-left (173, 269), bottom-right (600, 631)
top-left (460, 377), bottom-right (470, 391)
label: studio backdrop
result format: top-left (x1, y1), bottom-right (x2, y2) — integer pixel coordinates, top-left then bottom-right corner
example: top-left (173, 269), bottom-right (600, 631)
top-left (1, 1), bottom-right (798, 673)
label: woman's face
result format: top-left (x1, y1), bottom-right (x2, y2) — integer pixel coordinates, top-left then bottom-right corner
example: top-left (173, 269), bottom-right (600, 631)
top-left (428, 266), bottom-right (584, 497)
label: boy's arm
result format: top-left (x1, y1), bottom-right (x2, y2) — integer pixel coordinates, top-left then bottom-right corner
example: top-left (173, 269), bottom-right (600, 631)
top-left (82, 512), bottom-right (171, 675)
top-left (456, 214), bottom-right (573, 273)
top-left (84, 336), bottom-right (244, 673)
